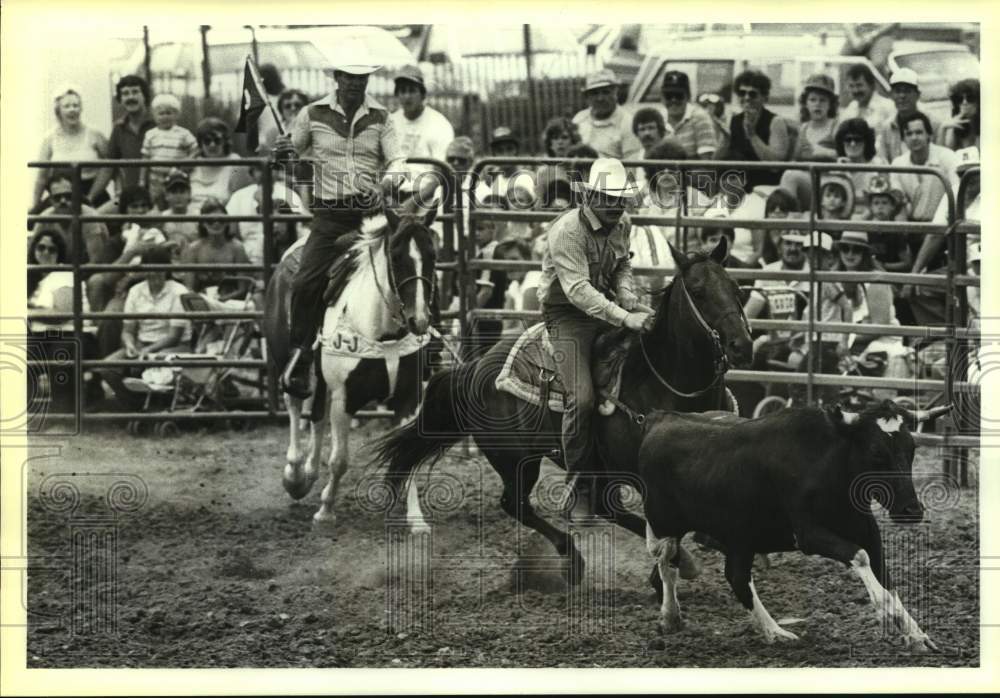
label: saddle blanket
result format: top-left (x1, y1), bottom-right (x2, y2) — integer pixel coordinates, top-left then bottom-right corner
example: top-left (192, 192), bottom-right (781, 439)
top-left (494, 322), bottom-right (628, 415)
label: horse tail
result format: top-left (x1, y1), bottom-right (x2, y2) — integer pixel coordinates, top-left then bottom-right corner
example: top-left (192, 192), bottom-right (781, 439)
top-left (371, 364), bottom-right (470, 498)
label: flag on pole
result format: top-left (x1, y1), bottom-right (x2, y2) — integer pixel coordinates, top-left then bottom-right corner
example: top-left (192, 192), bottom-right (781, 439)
top-left (235, 56), bottom-right (269, 152)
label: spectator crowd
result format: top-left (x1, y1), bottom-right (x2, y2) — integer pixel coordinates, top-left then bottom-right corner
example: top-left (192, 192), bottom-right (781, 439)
top-left (27, 56), bottom-right (980, 412)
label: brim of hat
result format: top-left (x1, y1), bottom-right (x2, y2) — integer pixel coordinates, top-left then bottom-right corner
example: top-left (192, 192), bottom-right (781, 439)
top-left (890, 79), bottom-right (918, 88)
top-left (490, 136), bottom-right (519, 146)
top-left (835, 238), bottom-right (871, 248)
top-left (394, 76), bottom-right (426, 86)
top-left (582, 81), bottom-right (618, 93)
top-left (572, 181), bottom-right (640, 199)
top-left (804, 84), bottom-right (836, 96)
top-left (325, 65), bottom-right (382, 75)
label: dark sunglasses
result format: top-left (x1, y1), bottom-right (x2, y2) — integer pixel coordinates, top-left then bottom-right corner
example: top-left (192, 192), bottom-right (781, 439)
top-left (737, 88), bottom-right (761, 99)
top-left (50, 192), bottom-right (73, 202)
top-left (843, 135), bottom-right (864, 145)
top-left (839, 244), bottom-right (868, 254)
top-left (201, 136), bottom-right (223, 145)
top-left (662, 91), bottom-right (687, 102)
top-left (282, 101), bottom-right (305, 110)
top-left (35, 243), bottom-right (58, 253)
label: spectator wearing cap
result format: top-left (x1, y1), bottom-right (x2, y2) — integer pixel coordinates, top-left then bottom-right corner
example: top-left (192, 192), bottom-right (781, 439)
top-left (572, 70), bottom-right (641, 160)
top-left (939, 78), bottom-right (980, 151)
top-left (794, 74), bottom-right (839, 162)
top-left (841, 64), bottom-right (895, 133)
top-left (272, 55), bottom-right (407, 398)
top-left (818, 174), bottom-right (854, 221)
top-left (226, 157), bottom-right (307, 269)
top-left (98, 245), bottom-right (191, 410)
top-left (803, 231), bottom-right (852, 357)
top-left (484, 126), bottom-right (524, 181)
top-left (660, 70), bottom-right (717, 159)
top-left (190, 117), bottom-right (250, 210)
top-left (863, 175), bottom-right (911, 272)
top-left (108, 75), bottom-right (156, 192)
top-left (743, 231), bottom-right (809, 362)
top-left (716, 69), bottom-right (792, 193)
top-left (876, 68), bottom-right (940, 163)
top-left (390, 65), bottom-right (455, 178)
top-left (141, 93), bottom-right (200, 206)
top-left (161, 169), bottom-right (200, 252)
top-left (32, 86), bottom-right (113, 212)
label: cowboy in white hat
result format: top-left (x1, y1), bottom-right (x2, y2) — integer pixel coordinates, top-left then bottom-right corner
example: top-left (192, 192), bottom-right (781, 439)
top-left (536, 157), bottom-right (652, 521)
top-left (273, 54), bottom-right (410, 398)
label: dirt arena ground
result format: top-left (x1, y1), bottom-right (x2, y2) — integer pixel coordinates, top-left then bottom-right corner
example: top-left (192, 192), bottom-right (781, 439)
top-left (25, 421), bottom-right (979, 668)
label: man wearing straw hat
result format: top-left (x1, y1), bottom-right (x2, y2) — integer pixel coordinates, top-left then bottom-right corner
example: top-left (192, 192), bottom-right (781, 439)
top-left (572, 70), bottom-right (642, 161)
top-left (273, 54), bottom-right (407, 398)
top-left (536, 157), bottom-right (653, 521)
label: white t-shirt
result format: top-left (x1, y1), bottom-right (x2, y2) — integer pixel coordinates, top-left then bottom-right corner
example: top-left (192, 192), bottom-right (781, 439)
top-left (28, 272), bottom-right (94, 333)
top-left (390, 106), bottom-right (455, 177)
top-left (226, 182), bottom-right (307, 267)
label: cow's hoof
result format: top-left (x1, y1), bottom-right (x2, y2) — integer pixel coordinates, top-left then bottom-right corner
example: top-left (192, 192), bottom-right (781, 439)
top-left (283, 473), bottom-right (314, 501)
top-left (904, 634), bottom-right (938, 653)
top-left (763, 626), bottom-right (800, 643)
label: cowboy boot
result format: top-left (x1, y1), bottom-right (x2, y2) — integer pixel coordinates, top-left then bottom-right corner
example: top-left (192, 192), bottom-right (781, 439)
top-left (281, 346), bottom-right (313, 399)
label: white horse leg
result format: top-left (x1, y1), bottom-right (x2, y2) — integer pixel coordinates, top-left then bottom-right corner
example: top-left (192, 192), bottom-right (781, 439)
top-left (282, 393), bottom-right (314, 500)
top-left (404, 473), bottom-right (431, 535)
top-left (850, 549), bottom-right (937, 652)
top-left (313, 386), bottom-right (350, 529)
top-left (748, 577), bottom-right (799, 643)
top-left (646, 524), bottom-right (682, 632)
top-left (303, 396), bottom-right (325, 494)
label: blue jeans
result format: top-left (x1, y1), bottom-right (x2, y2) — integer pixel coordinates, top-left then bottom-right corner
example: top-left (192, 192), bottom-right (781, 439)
top-left (542, 303), bottom-right (609, 474)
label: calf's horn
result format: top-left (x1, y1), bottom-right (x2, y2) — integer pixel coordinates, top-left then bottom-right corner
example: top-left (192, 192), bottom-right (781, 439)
top-left (900, 403), bottom-right (954, 424)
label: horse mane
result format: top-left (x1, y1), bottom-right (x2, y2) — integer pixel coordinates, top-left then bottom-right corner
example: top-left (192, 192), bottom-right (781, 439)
top-left (349, 215), bottom-right (391, 255)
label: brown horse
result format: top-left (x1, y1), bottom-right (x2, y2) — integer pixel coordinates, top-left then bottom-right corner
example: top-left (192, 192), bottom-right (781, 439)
top-left (372, 237), bottom-right (753, 586)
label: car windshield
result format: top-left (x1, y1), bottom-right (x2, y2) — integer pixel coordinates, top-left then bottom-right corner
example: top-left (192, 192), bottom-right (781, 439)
top-left (896, 50), bottom-right (979, 101)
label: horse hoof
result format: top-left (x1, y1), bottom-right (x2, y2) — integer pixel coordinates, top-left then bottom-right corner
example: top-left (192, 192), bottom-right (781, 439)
top-left (904, 634), bottom-right (938, 653)
top-left (283, 473), bottom-right (314, 501)
top-left (312, 512), bottom-right (337, 532)
top-left (409, 521), bottom-right (432, 536)
top-left (763, 626), bottom-right (800, 643)
top-left (677, 546), bottom-right (703, 580)
top-left (658, 615), bottom-right (684, 634)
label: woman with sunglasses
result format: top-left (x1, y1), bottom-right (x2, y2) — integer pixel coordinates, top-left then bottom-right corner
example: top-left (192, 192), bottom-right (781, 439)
top-left (939, 78), bottom-right (979, 152)
top-left (189, 118), bottom-right (250, 209)
top-left (260, 89), bottom-right (311, 152)
top-left (27, 229), bottom-right (101, 411)
top-left (32, 87), bottom-right (112, 212)
top-left (833, 118), bottom-right (886, 219)
top-left (716, 70), bottom-right (792, 193)
top-left (179, 197), bottom-right (251, 302)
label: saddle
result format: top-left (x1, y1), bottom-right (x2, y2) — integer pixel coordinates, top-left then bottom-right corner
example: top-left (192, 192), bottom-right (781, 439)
top-left (321, 233), bottom-right (364, 307)
top-left (494, 322), bottom-right (634, 415)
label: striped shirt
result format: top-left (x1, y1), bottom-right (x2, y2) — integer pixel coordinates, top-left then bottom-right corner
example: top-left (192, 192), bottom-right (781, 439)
top-left (537, 206), bottom-right (637, 327)
top-left (291, 92), bottom-right (405, 200)
top-left (141, 125), bottom-right (199, 195)
top-left (664, 103), bottom-right (718, 158)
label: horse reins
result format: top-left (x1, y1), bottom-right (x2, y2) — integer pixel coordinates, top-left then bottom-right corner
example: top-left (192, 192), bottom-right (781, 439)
top-left (369, 231), bottom-right (436, 330)
top-left (639, 272), bottom-right (747, 399)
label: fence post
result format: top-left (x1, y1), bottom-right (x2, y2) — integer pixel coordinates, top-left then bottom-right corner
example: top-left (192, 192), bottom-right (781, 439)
top-left (71, 165), bottom-right (85, 429)
top-left (199, 25), bottom-right (212, 101)
top-left (805, 165), bottom-right (818, 406)
top-left (260, 157), bottom-right (279, 417)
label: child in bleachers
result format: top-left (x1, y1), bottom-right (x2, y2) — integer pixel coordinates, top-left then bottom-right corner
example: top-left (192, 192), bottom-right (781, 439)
top-left (141, 94), bottom-right (199, 207)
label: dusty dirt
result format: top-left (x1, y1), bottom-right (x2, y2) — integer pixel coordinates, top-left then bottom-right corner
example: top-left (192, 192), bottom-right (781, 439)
top-left (25, 421), bottom-right (979, 668)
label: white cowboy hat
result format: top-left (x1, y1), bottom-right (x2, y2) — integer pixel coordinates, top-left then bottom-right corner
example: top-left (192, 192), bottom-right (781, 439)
top-left (325, 62), bottom-right (382, 76)
top-left (573, 158), bottom-right (640, 199)
top-left (322, 38), bottom-right (383, 75)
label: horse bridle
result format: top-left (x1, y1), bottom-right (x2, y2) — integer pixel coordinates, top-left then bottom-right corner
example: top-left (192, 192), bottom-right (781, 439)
top-left (639, 270), bottom-right (751, 398)
top-left (370, 230), bottom-right (436, 329)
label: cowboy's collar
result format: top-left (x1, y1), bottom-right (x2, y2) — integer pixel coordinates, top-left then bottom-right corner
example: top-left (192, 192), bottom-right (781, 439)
top-left (580, 205), bottom-right (616, 235)
top-left (319, 91), bottom-right (386, 120)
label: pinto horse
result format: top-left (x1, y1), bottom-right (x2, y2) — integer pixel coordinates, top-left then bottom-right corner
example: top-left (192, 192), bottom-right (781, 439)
top-left (263, 203), bottom-right (438, 529)
top-left (372, 237), bottom-right (753, 584)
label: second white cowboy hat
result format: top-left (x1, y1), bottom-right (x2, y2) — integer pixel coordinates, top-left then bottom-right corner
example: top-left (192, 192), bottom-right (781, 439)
top-left (574, 157), bottom-right (640, 199)
top-left (323, 38), bottom-right (382, 75)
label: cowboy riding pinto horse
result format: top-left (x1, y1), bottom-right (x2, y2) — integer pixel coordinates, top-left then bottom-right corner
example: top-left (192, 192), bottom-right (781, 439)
top-left (263, 193), bottom-right (440, 530)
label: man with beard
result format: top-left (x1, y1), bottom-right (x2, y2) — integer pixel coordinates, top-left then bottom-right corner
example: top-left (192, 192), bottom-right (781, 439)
top-left (389, 65), bottom-right (455, 179)
top-left (107, 75), bottom-right (156, 192)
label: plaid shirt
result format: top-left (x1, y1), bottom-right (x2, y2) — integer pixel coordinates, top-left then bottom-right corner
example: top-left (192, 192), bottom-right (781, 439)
top-left (291, 92), bottom-right (405, 200)
top-left (664, 103), bottom-right (718, 158)
top-left (537, 206), bottom-right (637, 326)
